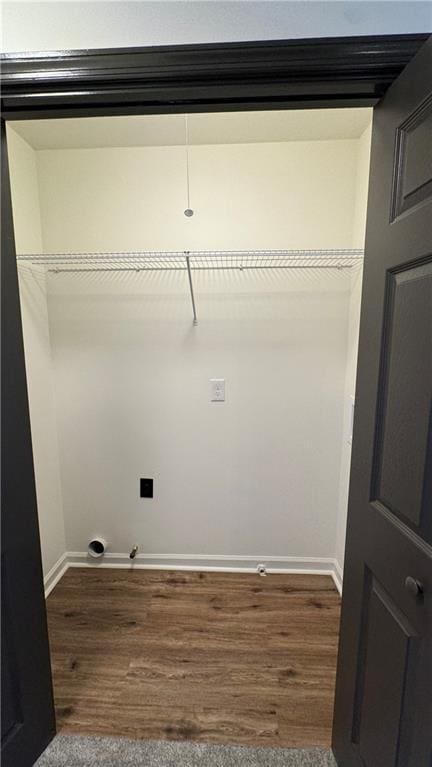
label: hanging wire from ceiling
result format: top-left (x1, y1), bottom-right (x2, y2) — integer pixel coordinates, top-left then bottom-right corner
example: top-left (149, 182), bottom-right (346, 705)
top-left (184, 114), bottom-right (194, 218)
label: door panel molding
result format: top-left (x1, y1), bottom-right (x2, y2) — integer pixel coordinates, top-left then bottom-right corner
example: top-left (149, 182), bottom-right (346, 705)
top-left (371, 258), bottom-right (432, 536)
top-left (371, 501), bottom-right (432, 560)
top-left (391, 94), bottom-right (432, 221)
top-left (353, 575), bottom-right (419, 767)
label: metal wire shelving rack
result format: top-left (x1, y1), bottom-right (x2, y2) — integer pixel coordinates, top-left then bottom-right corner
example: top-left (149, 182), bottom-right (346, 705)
top-left (16, 249), bottom-right (364, 325)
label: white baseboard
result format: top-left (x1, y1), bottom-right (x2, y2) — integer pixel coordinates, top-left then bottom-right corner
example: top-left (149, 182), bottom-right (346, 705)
top-left (67, 551), bottom-right (338, 577)
top-left (332, 559), bottom-right (343, 595)
top-left (47, 552), bottom-right (343, 594)
top-left (44, 552), bottom-right (69, 597)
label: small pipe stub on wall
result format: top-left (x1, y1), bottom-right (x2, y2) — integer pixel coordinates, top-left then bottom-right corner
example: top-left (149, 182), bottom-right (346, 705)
top-left (88, 538), bottom-right (107, 558)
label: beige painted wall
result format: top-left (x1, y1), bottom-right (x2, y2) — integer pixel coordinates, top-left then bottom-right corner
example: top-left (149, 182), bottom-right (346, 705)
top-left (7, 128), bottom-right (43, 254)
top-left (336, 123), bottom-right (372, 581)
top-left (36, 139), bottom-right (360, 253)
top-left (8, 124), bottom-right (371, 577)
top-left (352, 123), bottom-right (373, 248)
top-left (48, 268), bottom-right (351, 562)
top-left (7, 126), bottom-right (66, 580)
top-left (36, 134), bottom-right (368, 566)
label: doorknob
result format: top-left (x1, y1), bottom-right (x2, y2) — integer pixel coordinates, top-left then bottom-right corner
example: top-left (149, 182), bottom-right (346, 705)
top-left (405, 576), bottom-right (424, 597)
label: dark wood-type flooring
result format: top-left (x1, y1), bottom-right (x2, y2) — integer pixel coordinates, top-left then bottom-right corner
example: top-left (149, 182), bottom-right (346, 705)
top-left (46, 569), bottom-right (341, 748)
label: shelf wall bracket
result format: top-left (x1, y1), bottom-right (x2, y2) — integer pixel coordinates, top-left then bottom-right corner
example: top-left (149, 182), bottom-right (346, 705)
top-left (185, 252), bottom-right (198, 325)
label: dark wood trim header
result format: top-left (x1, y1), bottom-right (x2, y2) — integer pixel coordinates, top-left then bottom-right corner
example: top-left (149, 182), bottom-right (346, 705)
top-left (1, 35), bottom-right (428, 119)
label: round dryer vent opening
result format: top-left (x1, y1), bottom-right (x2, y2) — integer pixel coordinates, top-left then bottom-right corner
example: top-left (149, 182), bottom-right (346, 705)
top-left (88, 538), bottom-right (107, 558)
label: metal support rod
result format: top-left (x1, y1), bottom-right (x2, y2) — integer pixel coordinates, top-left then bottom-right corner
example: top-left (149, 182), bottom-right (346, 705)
top-left (185, 253), bottom-right (198, 325)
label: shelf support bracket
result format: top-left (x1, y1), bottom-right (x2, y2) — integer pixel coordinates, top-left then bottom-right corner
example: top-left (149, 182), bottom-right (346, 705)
top-left (185, 252), bottom-right (198, 325)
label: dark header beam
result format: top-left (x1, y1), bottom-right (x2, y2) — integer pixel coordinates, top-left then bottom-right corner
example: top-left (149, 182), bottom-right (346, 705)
top-left (1, 35), bottom-right (428, 119)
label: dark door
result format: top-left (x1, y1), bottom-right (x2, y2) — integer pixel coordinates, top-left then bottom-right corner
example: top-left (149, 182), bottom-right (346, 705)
top-left (333, 39), bottom-right (432, 767)
top-left (1, 120), bottom-right (56, 766)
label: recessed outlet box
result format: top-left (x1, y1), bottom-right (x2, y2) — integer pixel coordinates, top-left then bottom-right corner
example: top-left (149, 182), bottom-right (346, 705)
top-left (140, 478), bottom-right (154, 498)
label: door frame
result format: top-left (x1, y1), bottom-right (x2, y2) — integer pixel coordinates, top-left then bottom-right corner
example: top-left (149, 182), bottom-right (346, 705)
top-left (0, 34), bottom-right (427, 119)
top-left (1, 33), bottom-right (429, 761)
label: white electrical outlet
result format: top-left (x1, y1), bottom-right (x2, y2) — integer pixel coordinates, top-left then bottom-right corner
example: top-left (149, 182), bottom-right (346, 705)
top-left (210, 379), bottom-right (225, 402)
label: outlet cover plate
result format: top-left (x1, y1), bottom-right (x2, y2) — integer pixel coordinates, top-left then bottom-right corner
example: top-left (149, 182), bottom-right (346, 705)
top-left (210, 378), bottom-right (225, 402)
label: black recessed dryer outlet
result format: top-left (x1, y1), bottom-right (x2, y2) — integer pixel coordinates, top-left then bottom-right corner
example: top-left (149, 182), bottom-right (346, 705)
top-left (140, 478), bottom-right (154, 498)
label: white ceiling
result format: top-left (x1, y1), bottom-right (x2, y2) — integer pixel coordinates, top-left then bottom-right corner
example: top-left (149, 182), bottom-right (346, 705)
top-left (9, 108), bottom-right (372, 151)
top-left (3, 1), bottom-right (430, 53)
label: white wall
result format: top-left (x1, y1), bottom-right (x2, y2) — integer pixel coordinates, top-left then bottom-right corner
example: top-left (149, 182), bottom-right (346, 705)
top-left (33, 135), bottom-right (368, 567)
top-left (48, 269), bottom-right (351, 563)
top-left (2, 1), bottom-right (431, 53)
top-left (7, 127), bottom-right (66, 581)
top-left (37, 140), bottom-right (359, 252)
top-left (335, 123), bottom-right (372, 582)
top-left (352, 124), bottom-right (373, 250)
top-left (9, 125), bottom-right (370, 576)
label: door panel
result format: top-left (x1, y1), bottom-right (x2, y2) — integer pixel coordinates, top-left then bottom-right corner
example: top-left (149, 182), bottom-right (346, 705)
top-left (391, 95), bottom-right (432, 219)
top-left (1, 120), bottom-right (56, 766)
top-left (354, 574), bottom-right (419, 767)
top-left (332, 38), bottom-right (432, 767)
top-left (1, 563), bottom-right (24, 746)
top-left (374, 261), bottom-right (432, 535)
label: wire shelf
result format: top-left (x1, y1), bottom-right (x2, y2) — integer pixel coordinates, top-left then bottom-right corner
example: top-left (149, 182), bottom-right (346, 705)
top-left (17, 249), bottom-right (364, 273)
top-left (17, 249), bottom-right (363, 326)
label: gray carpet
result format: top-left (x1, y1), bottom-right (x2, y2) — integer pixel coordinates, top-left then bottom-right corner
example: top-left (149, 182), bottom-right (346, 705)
top-left (35, 735), bottom-right (337, 766)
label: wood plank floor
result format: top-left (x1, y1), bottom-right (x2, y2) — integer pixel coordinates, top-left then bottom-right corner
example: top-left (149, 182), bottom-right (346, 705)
top-left (46, 569), bottom-right (341, 748)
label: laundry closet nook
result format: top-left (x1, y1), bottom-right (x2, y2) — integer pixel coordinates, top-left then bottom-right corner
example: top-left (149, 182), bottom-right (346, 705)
top-left (7, 107), bottom-right (372, 747)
